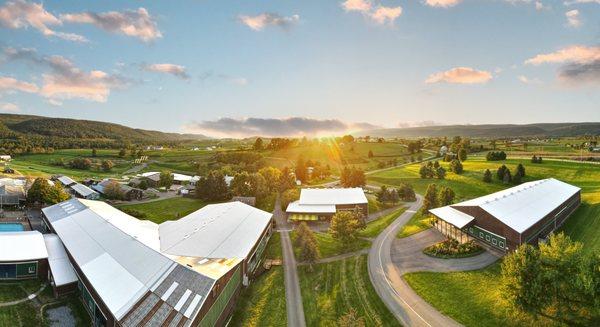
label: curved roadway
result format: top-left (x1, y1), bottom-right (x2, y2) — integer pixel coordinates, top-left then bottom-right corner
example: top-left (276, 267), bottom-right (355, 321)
top-left (367, 195), bottom-right (463, 327)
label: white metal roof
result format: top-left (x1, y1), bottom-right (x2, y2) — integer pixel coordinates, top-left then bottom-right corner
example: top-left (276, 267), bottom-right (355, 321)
top-left (172, 173), bottom-right (193, 182)
top-left (43, 234), bottom-right (78, 286)
top-left (42, 199), bottom-right (177, 319)
top-left (298, 188), bottom-right (368, 205)
top-left (442, 178), bottom-right (581, 233)
top-left (159, 202), bottom-right (273, 259)
top-left (57, 176), bottom-right (76, 186)
top-left (71, 183), bottom-right (98, 197)
top-left (286, 201), bottom-right (336, 214)
top-left (0, 231), bottom-right (48, 261)
top-left (429, 206), bottom-right (475, 229)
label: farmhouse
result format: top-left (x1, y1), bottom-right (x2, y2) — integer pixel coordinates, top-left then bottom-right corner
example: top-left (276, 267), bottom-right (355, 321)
top-left (429, 178), bottom-right (581, 252)
top-left (286, 188), bottom-right (368, 221)
top-left (40, 198), bottom-right (273, 326)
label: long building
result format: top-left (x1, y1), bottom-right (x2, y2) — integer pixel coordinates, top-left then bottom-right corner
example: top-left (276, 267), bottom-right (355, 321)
top-left (429, 178), bottom-right (581, 252)
top-left (286, 187), bottom-right (368, 221)
top-left (40, 198), bottom-right (273, 326)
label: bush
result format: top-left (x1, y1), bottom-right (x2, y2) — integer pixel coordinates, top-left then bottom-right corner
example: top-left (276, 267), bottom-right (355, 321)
top-left (450, 159), bottom-right (463, 174)
top-left (423, 239), bottom-right (483, 258)
top-left (486, 151), bottom-right (507, 161)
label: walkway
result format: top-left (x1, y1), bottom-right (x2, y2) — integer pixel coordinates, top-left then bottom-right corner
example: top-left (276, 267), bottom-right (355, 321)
top-left (391, 229), bottom-right (500, 274)
top-left (273, 195), bottom-right (306, 327)
top-left (368, 195), bottom-right (464, 327)
top-left (0, 283), bottom-right (47, 307)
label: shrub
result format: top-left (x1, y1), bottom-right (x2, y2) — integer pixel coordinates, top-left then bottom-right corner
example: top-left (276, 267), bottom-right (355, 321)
top-left (423, 239), bottom-right (483, 258)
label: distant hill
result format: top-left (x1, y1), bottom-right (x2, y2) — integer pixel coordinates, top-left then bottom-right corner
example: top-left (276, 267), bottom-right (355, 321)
top-left (355, 123), bottom-right (600, 138)
top-left (0, 114), bottom-right (207, 143)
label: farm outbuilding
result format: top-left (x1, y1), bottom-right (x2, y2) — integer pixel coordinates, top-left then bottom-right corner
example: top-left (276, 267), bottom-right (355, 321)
top-left (429, 178), bottom-right (581, 252)
top-left (286, 188), bottom-right (368, 222)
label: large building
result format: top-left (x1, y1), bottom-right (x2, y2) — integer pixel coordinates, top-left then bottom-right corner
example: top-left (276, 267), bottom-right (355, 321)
top-left (286, 188), bottom-right (368, 221)
top-left (40, 198), bottom-right (273, 326)
top-left (0, 231), bottom-right (48, 280)
top-left (429, 178), bottom-right (581, 252)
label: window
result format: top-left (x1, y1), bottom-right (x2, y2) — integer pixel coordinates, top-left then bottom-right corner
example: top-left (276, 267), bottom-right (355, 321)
top-left (28, 266), bottom-right (35, 274)
top-left (486, 235), bottom-right (490, 242)
top-left (492, 239), bottom-right (497, 245)
top-left (469, 227), bottom-right (473, 233)
top-left (479, 232), bottom-right (484, 238)
top-left (499, 241), bottom-right (504, 248)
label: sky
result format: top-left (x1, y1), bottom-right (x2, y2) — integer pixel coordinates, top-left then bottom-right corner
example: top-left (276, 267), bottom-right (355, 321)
top-left (0, 0), bottom-right (599, 137)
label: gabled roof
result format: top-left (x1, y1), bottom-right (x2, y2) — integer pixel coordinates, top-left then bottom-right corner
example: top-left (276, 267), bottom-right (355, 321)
top-left (286, 201), bottom-right (336, 214)
top-left (0, 231), bottom-right (48, 261)
top-left (298, 188), bottom-right (368, 205)
top-left (57, 175), bottom-right (76, 186)
top-left (431, 178), bottom-right (580, 233)
top-left (159, 202), bottom-right (273, 259)
top-left (42, 199), bottom-right (214, 324)
top-left (71, 183), bottom-right (98, 198)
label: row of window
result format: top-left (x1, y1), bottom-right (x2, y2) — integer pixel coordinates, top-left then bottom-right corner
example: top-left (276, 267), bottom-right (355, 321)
top-left (467, 226), bottom-right (506, 250)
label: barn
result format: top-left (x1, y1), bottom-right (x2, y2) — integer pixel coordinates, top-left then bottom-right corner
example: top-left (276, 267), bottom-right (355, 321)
top-left (429, 178), bottom-right (581, 252)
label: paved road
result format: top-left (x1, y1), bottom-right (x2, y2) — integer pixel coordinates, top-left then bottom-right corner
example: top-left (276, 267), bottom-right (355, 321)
top-left (280, 231), bottom-right (306, 327)
top-left (368, 195), bottom-right (463, 327)
top-left (272, 194), bottom-right (306, 327)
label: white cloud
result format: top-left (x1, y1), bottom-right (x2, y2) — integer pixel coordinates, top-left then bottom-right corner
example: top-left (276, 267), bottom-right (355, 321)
top-left (565, 10), bottom-right (581, 28)
top-left (60, 7), bottom-right (161, 42)
top-left (425, 67), bottom-right (493, 84)
top-left (525, 45), bottom-right (600, 65)
top-left (143, 63), bottom-right (189, 79)
top-left (46, 98), bottom-right (62, 106)
top-left (0, 102), bottom-right (19, 112)
top-left (0, 0), bottom-right (87, 42)
top-left (0, 76), bottom-right (39, 93)
top-left (238, 13), bottom-right (300, 31)
top-left (423, 0), bottom-right (463, 8)
top-left (341, 0), bottom-right (402, 24)
top-left (517, 75), bottom-right (542, 84)
top-left (564, 0), bottom-right (600, 5)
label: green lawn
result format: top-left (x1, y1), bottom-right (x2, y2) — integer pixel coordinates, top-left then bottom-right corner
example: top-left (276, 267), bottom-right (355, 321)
top-left (367, 194), bottom-right (397, 213)
top-left (360, 207), bottom-right (407, 238)
top-left (230, 267), bottom-right (287, 327)
top-left (298, 255), bottom-right (400, 326)
top-left (0, 280), bottom-right (90, 327)
top-left (116, 197), bottom-right (210, 223)
top-left (291, 230), bottom-right (371, 259)
top-left (396, 158), bottom-right (600, 326)
top-left (264, 232), bottom-right (282, 261)
top-left (396, 211), bottom-right (432, 238)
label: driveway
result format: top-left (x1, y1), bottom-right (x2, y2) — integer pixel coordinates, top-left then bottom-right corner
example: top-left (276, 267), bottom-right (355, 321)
top-left (391, 229), bottom-right (500, 274)
top-left (368, 195), bottom-right (464, 327)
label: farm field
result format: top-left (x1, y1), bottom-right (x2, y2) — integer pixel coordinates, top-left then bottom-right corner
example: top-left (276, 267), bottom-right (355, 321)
top-left (116, 197), bottom-right (210, 223)
top-left (298, 255), bottom-right (400, 326)
top-left (396, 158), bottom-right (600, 326)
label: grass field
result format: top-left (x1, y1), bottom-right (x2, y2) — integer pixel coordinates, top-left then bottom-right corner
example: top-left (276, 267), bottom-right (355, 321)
top-left (0, 280), bottom-right (90, 326)
top-left (291, 230), bottom-right (371, 259)
top-left (360, 207), bottom-right (407, 238)
top-left (397, 211), bottom-right (432, 238)
top-left (397, 158), bottom-right (600, 326)
top-left (298, 255), bottom-right (400, 326)
top-left (230, 267), bottom-right (287, 327)
top-left (116, 197), bottom-right (210, 223)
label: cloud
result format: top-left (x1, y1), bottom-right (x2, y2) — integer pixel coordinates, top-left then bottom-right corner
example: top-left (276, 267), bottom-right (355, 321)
top-left (60, 7), bottom-right (161, 42)
top-left (564, 0), bottom-right (600, 5)
top-left (423, 0), bottom-right (463, 8)
top-left (0, 0), bottom-right (87, 42)
top-left (4, 47), bottom-right (129, 102)
top-left (517, 75), bottom-right (542, 84)
top-left (0, 102), bottom-right (19, 112)
top-left (565, 10), bottom-right (581, 28)
top-left (143, 63), bottom-right (189, 79)
top-left (238, 13), bottom-right (299, 31)
top-left (525, 45), bottom-right (600, 85)
top-left (183, 117), bottom-right (376, 138)
top-left (425, 67), bottom-right (493, 84)
top-left (525, 45), bottom-right (600, 65)
top-left (341, 0), bottom-right (402, 24)
top-left (0, 76), bottom-right (39, 93)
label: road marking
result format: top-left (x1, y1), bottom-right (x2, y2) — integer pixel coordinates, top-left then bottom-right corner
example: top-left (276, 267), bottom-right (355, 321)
top-left (377, 203), bottom-right (432, 327)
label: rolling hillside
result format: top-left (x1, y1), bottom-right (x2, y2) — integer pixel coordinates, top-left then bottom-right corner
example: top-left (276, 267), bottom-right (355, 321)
top-left (0, 114), bottom-right (207, 142)
top-left (357, 123), bottom-right (600, 138)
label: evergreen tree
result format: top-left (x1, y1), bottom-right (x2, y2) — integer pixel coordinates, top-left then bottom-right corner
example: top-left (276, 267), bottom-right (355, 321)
top-left (497, 165), bottom-right (508, 181)
top-left (253, 137), bottom-right (264, 151)
top-left (329, 211), bottom-right (363, 248)
top-left (450, 159), bottom-right (463, 174)
top-left (483, 169), bottom-right (492, 183)
top-left (437, 186), bottom-right (455, 206)
top-left (422, 184), bottom-right (438, 212)
top-left (435, 166), bottom-right (446, 179)
top-left (295, 156), bottom-right (308, 183)
top-left (503, 170), bottom-right (512, 184)
top-left (516, 163), bottom-right (526, 177)
top-left (458, 147), bottom-right (468, 161)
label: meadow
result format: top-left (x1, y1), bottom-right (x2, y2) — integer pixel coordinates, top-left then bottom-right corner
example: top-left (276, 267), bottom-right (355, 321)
top-left (116, 197), bottom-right (210, 223)
top-left (376, 157), bottom-right (600, 326)
top-left (298, 255), bottom-right (400, 326)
